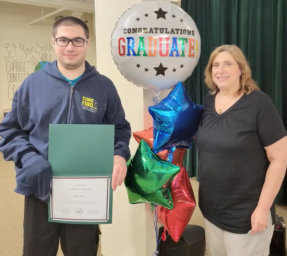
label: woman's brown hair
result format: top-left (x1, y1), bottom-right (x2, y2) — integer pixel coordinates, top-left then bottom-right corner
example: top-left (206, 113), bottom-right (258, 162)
top-left (204, 44), bottom-right (259, 94)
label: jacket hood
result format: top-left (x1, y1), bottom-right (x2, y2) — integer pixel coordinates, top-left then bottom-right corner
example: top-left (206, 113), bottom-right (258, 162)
top-left (43, 60), bottom-right (98, 82)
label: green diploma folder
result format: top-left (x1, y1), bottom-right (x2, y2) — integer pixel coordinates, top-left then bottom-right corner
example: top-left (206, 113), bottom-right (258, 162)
top-left (48, 124), bottom-right (114, 224)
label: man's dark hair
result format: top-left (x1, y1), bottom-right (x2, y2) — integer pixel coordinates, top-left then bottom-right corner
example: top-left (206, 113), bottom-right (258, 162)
top-left (52, 16), bottom-right (89, 39)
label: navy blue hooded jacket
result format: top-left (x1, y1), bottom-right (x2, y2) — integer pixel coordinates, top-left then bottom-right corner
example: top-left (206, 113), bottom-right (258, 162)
top-left (0, 61), bottom-right (131, 202)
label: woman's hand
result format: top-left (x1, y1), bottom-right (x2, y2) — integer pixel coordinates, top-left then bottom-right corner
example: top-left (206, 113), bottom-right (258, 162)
top-left (250, 206), bottom-right (269, 233)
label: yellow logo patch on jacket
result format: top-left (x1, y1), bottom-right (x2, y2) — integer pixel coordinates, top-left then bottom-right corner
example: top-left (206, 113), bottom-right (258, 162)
top-left (81, 96), bottom-right (97, 113)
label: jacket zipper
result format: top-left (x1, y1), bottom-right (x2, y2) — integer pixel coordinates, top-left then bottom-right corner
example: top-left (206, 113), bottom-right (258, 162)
top-left (67, 85), bottom-right (74, 124)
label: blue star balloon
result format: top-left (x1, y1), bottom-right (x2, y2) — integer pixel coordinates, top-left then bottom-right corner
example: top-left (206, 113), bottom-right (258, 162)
top-left (125, 140), bottom-right (180, 209)
top-left (148, 82), bottom-right (203, 153)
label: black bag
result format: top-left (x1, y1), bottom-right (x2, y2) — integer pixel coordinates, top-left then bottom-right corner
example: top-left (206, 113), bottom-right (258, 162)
top-left (158, 225), bottom-right (205, 256)
top-left (269, 215), bottom-right (286, 256)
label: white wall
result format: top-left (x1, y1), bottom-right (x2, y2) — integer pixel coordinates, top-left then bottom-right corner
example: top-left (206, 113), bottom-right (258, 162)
top-left (93, 1), bottom-right (149, 256)
top-left (94, 1), bottom-right (175, 255)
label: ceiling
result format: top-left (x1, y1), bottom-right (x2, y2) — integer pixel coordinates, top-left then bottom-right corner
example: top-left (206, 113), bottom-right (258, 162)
top-left (0, 0), bottom-right (94, 25)
top-left (0, 0), bottom-right (94, 11)
top-left (0, 0), bottom-right (181, 25)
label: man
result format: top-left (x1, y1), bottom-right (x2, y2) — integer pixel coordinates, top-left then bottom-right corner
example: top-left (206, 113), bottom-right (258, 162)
top-left (0, 16), bottom-right (131, 256)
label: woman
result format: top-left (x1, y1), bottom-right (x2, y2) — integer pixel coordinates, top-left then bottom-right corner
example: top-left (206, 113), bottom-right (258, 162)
top-left (196, 44), bottom-right (287, 256)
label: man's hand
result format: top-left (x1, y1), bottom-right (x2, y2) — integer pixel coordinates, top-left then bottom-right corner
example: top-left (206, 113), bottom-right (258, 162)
top-left (111, 155), bottom-right (127, 191)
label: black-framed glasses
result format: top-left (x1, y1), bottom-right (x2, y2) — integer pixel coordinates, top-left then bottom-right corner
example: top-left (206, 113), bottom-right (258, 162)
top-left (54, 37), bottom-right (88, 47)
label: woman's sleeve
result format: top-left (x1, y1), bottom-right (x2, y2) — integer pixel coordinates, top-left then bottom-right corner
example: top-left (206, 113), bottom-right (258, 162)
top-left (256, 92), bottom-right (286, 146)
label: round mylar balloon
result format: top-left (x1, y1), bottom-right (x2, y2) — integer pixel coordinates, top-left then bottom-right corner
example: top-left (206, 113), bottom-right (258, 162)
top-left (111, 1), bottom-right (201, 91)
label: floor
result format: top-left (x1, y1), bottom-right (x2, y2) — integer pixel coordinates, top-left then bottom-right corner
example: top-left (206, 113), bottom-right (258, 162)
top-left (0, 154), bottom-right (286, 256)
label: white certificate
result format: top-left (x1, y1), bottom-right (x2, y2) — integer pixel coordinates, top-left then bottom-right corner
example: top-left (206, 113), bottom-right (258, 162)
top-left (50, 176), bottom-right (110, 223)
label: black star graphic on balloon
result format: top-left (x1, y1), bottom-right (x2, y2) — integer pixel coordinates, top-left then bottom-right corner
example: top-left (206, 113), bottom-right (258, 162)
top-left (180, 64), bottom-right (184, 68)
top-left (173, 68), bottom-right (177, 72)
top-left (180, 19), bottom-right (183, 22)
top-left (145, 68), bottom-right (149, 72)
top-left (145, 13), bottom-right (149, 17)
top-left (136, 64), bottom-right (141, 68)
top-left (154, 8), bottom-right (168, 19)
top-left (136, 17), bottom-right (140, 21)
top-left (154, 63), bottom-right (168, 76)
top-left (172, 14), bottom-right (176, 18)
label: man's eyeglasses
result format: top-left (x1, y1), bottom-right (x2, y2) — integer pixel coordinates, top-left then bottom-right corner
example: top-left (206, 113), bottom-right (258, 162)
top-left (54, 37), bottom-right (88, 47)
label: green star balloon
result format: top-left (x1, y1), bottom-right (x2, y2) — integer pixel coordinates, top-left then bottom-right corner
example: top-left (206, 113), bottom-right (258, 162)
top-left (125, 140), bottom-right (180, 209)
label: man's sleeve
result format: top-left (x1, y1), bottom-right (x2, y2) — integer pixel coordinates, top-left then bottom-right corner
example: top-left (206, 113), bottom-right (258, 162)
top-left (0, 89), bottom-right (38, 167)
top-left (0, 86), bottom-right (51, 202)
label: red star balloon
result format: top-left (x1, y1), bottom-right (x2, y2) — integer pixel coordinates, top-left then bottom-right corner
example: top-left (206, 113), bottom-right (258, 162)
top-left (172, 148), bottom-right (186, 166)
top-left (133, 127), bottom-right (187, 166)
top-left (158, 167), bottom-right (196, 242)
